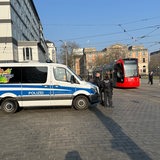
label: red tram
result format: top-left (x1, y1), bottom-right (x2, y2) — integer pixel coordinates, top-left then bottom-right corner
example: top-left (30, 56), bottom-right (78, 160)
top-left (94, 58), bottom-right (140, 88)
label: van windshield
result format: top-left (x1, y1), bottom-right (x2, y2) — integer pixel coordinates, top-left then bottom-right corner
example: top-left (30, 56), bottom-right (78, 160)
top-left (67, 67), bottom-right (83, 81)
top-left (54, 67), bottom-right (80, 84)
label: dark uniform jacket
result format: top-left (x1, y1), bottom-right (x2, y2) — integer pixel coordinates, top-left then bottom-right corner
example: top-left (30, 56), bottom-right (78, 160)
top-left (102, 79), bottom-right (113, 95)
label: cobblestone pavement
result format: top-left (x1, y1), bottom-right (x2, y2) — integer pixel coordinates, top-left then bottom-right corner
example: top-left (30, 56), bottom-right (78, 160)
top-left (0, 79), bottom-right (160, 160)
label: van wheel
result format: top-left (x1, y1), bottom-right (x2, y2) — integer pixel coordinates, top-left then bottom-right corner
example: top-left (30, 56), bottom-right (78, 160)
top-left (1, 98), bottom-right (18, 113)
top-left (73, 96), bottom-right (89, 110)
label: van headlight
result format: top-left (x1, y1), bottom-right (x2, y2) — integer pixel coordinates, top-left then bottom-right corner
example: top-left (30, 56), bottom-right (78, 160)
top-left (91, 86), bottom-right (99, 94)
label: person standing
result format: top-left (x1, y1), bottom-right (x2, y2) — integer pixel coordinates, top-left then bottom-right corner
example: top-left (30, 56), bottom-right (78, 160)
top-left (93, 72), bottom-right (103, 104)
top-left (102, 74), bottom-right (113, 107)
top-left (148, 71), bottom-right (153, 85)
top-left (93, 72), bottom-right (100, 85)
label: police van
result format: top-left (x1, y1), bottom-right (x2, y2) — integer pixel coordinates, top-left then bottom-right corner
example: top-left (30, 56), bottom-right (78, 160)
top-left (0, 63), bottom-right (99, 113)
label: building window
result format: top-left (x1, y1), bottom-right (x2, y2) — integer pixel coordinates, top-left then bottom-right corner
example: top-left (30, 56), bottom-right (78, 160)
top-left (143, 58), bottom-right (145, 63)
top-left (23, 47), bottom-right (32, 61)
top-left (142, 51), bottom-right (145, 55)
top-left (143, 66), bottom-right (146, 73)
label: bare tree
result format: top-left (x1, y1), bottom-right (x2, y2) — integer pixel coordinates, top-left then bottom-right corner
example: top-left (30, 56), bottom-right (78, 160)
top-left (149, 53), bottom-right (160, 75)
top-left (59, 41), bottom-right (80, 68)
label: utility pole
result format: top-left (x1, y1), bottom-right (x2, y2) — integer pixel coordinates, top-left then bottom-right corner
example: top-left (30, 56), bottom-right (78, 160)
top-left (158, 66), bottom-right (160, 85)
top-left (59, 40), bottom-right (68, 66)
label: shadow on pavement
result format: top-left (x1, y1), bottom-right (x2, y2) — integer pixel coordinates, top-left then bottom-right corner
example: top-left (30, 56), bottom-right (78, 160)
top-left (90, 106), bottom-right (152, 160)
top-left (65, 150), bottom-right (82, 160)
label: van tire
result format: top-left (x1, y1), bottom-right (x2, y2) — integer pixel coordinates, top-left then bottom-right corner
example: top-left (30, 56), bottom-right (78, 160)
top-left (73, 96), bottom-right (89, 110)
top-left (1, 98), bottom-right (18, 113)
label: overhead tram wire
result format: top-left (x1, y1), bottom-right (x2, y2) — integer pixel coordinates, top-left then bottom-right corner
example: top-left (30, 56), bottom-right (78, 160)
top-left (56, 24), bottom-right (160, 52)
top-left (137, 26), bottom-right (160, 40)
top-left (118, 16), bottom-right (160, 25)
top-left (44, 16), bottom-right (160, 27)
top-left (117, 23), bottom-right (160, 47)
top-left (50, 18), bottom-right (160, 51)
top-left (118, 24), bottom-right (136, 42)
top-left (57, 24), bottom-right (160, 42)
top-left (46, 20), bottom-right (160, 45)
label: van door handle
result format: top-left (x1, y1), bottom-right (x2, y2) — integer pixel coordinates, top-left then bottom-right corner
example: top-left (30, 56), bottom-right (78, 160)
top-left (43, 85), bottom-right (48, 87)
top-left (54, 85), bottom-right (59, 87)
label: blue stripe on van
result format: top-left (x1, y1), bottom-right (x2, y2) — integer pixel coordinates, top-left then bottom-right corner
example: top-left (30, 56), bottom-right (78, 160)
top-left (0, 84), bottom-right (95, 97)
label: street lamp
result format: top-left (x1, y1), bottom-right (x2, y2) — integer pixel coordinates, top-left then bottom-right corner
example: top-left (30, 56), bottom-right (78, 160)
top-left (59, 40), bottom-right (68, 66)
top-left (158, 66), bottom-right (160, 85)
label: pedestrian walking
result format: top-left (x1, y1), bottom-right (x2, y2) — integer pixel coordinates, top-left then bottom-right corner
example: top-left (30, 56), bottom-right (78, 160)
top-left (102, 74), bottom-right (113, 107)
top-left (148, 71), bottom-right (153, 85)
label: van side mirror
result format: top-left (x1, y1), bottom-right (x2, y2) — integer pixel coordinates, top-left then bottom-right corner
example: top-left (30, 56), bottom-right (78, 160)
top-left (70, 75), bottom-right (76, 84)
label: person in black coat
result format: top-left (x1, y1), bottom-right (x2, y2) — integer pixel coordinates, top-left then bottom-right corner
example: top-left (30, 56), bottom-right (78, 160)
top-left (148, 71), bottom-right (153, 85)
top-left (93, 72), bottom-right (103, 104)
top-left (93, 72), bottom-right (100, 86)
top-left (102, 74), bottom-right (113, 107)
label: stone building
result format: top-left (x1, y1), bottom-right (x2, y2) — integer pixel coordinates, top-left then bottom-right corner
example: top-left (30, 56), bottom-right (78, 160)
top-left (46, 40), bottom-right (57, 63)
top-left (128, 45), bottom-right (149, 75)
top-left (72, 48), bottom-right (83, 75)
top-left (102, 43), bottom-right (128, 61)
top-left (0, 0), bottom-right (48, 62)
top-left (73, 44), bottom-right (149, 78)
top-left (149, 50), bottom-right (160, 75)
top-left (103, 44), bottom-right (149, 75)
top-left (79, 48), bottom-right (106, 80)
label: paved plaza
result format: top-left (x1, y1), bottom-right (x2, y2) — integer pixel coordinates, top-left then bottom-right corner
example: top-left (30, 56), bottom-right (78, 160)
top-left (0, 79), bottom-right (160, 160)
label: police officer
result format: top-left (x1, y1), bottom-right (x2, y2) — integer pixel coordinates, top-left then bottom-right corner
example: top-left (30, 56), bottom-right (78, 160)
top-left (93, 72), bottom-right (101, 86)
top-left (102, 74), bottom-right (113, 107)
top-left (93, 72), bottom-right (103, 104)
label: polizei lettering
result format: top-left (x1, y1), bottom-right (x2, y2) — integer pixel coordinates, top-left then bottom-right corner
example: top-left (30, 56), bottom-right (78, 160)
top-left (28, 91), bottom-right (44, 95)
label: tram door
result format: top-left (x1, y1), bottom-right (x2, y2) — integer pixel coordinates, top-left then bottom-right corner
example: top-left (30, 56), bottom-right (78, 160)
top-left (114, 63), bottom-right (124, 86)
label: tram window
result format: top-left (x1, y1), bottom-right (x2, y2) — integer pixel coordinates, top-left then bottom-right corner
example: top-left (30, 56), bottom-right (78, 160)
top-left (124, 64), bottom-right (138, 77)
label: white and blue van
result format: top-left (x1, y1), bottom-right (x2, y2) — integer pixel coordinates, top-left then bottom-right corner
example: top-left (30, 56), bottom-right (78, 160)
top-left (0, 63), bottom-right (99, 113)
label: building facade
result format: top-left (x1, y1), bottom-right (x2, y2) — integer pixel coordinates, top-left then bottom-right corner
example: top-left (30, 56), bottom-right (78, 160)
top-left (103, 43), bottom-right (128, 61)
top-left (149, 50), bottom-right (160, 75)
top-left (72, 48), bottom-right (83, 75)
top-left (73, 44), bottom-right (149, 78)
top-left (128, 45), bottom-right (149, 75)
top-left (46, 40), bottom-right (57, 63)
top-left (0, 0), bottom-right (48, 62)
top-left (79, 48), bottom-right (106, 80)
top-left (103, 44), bottom-right (149, 76)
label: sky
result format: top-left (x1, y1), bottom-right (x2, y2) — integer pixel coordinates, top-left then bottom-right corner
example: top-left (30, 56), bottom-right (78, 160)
top-left (33, 0), bottom-right (160, 53)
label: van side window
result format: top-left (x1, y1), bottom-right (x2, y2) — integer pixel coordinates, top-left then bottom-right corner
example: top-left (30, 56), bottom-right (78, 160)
top-left (21, 67), bottom-right (47, 83)
top-left (54, 67), bottom-right (72, 82)
top-left (0, 67), bottom-right (21, 83)
top-left (0, 67), bottom-right (47, 84)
